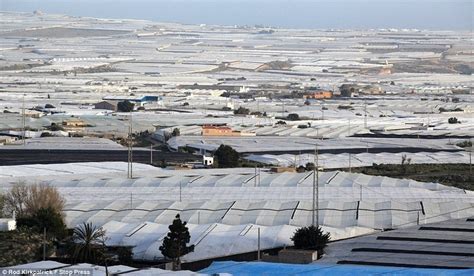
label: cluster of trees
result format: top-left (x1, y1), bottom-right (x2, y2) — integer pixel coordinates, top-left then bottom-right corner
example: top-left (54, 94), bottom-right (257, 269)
top-left (286, 113), bottom-right (300, 121)
top-left (1, 181), bottom-right (331, 268)
top-left (295, 162), bottom-right (316, 173)
top-left (0, 183), bottom-right (196, 270)
top-left (0, 184), bottom-right (112, 266)
top-left (234, 106), bottom-right (250, 115)
top-left (117, 100), bottom-right (135, 112)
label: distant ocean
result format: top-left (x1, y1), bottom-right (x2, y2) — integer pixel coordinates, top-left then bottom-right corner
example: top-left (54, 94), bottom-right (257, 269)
top-left (0, 0), bottom-right (472, 30)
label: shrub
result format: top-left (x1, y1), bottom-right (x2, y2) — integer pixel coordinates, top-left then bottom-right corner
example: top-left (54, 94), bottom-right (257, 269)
top-left (172, 128), bottom-right (180, 137)
top-left (305, 162), bottom-right (315, 171)
top-left (4, 183), bottom-right (65, 218)
top-left (16, 207), bottom-right (67, 240)
top-left (287, 113), bottom-right (300, 121)
top-left (448, 117), bottom-right (459, 124)
top-left (234, 106), bottom-right (250, 115)
top-left (456, 140), bottom-right (472, 148)
top-left (291, 225), bottom-right (330, 256)
top-left (117, 100), bottom-right (134, 112)
top-left (214, 145), bottom-right (239, 168)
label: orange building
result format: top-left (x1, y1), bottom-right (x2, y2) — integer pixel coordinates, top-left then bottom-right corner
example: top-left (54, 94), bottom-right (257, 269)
top-left (304, 90), bottom-right (333, 99)
top-left (201, 125), bottom-right (256, 137)
top-left (202, 125), bottom-right (235, 136)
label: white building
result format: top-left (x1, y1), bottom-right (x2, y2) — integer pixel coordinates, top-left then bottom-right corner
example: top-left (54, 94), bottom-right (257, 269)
top-left (203, 154), bottom-right (214, 166)
top-left (0, 218), bottom-right (16, 231)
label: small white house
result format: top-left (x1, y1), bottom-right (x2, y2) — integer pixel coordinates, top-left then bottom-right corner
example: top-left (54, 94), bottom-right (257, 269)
top-left (203, 154), bottom-right (214, 166)
top-left (0, 218), bottom-right (16, 231)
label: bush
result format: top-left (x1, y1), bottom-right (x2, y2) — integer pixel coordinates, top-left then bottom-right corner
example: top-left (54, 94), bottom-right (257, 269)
top-left (16, 207), bottom-right (67, 240)
top-left (456, 140), bottom-right (472, 148)
top-left (234, 106), bottom-right (250, 115)
top-left (296, 166), bottom-right (306, 173)
top-left (0, 228), bottom-right (48, 266)
top-left (305, 162), bottom-right (315, 171)
top-left (117, 101), bottom-right (134, 112)
top-left (4, 183), bottom-right (65, 218)
top-left (172, 128), bottom-right (180, 137)
top-left (275, 120), bottom-right (287, 125)
top-left (214, 145), bottom-right (239, 168)
top-left (337, 105), bottom-right (353, 110)
top-left (287, 113), bottom-right (300, 121)
top-left (291, 225), bottom-right (330, 256)
top-left (48, 123), bottom-right (64, 131)
top-left (448, 117), bottom-right (459, 124)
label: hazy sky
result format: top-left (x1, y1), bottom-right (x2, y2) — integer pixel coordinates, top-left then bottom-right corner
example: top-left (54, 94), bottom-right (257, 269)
top-left (1, 0), bottom-right (472, 30)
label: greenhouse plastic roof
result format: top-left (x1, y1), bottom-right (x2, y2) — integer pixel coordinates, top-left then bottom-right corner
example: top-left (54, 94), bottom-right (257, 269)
top-left (100, 221), bottom-right (372, 262)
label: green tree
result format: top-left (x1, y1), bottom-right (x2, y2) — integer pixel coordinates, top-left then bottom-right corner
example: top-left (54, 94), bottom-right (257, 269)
top-left (234, 106), bottom-right (250, 115)
top-left (0, 194), bottom-right (5, 218)
top-left (159, 214), bottom-right (194, 270)
top-left (305, 162), bottom-right (315, 171)
top-left (287, 113), bottom-right (300, 120)
top-left (291, 225), bottom-right (330, 256)
top-left (214, 145), bottom-right (239, 168)
top-left (448, 117), bottom-right (459, 124)
top-left (0, 228), bottom-right (47, 266)
top-left (117, 100), bottom-right (134, 112)
top-left (70, 222), bottom-right (107, 264)
top-left (16, 207), bottom-right (67, 240)
top-left (48, 123), bottom-right (64, 131)
top-left (172, 128), bottom-right (180, 137)
top-left (4, 183), bottom-right (65, 218)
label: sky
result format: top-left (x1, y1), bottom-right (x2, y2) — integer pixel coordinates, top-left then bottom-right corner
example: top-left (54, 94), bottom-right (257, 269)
top-left (0, 0), bottom-right (472, 30)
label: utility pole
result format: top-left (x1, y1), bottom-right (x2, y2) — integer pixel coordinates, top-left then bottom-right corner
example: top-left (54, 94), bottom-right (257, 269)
top-left (312, 145), bottom-right (319, 227)
top-left (150, 144), bottom-right (153, 165)
top-left (364, 100), bottom-right (368, 129)
top-left (468, 142), bottom-right (472, 175)
top-left (22, 94), bottom-right (26, 146)
top-left (349, 153), bottom-right (352, 173)
top-left (127, 111), bottom-right (133, 178)
top-left (316, 146), bottom-right (319, 227)
top-left (321, 102), bottom-right (325, 120)
top-left (43, 227), bottom-right (46, 261)
top-left (179, 181), bottom-right (182, 202)
top-left (255, 165), bottom-right (258, 187)
top-left (257, 227), bottom-right (261, 261)
top-left (348, 119), bottom-right (351, 136)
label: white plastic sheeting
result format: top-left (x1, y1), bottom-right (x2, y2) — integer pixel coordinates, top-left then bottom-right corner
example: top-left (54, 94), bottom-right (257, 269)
top-left (246, 151), bottom-right (471, 168)
top-left (101, 221), bottom-right (374, 262)
top-left (64, 199), bottom-right (474, 230)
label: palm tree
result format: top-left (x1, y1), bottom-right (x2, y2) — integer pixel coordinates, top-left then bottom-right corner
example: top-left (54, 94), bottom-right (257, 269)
top-left (71, 222), bottom-right (107, 264)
